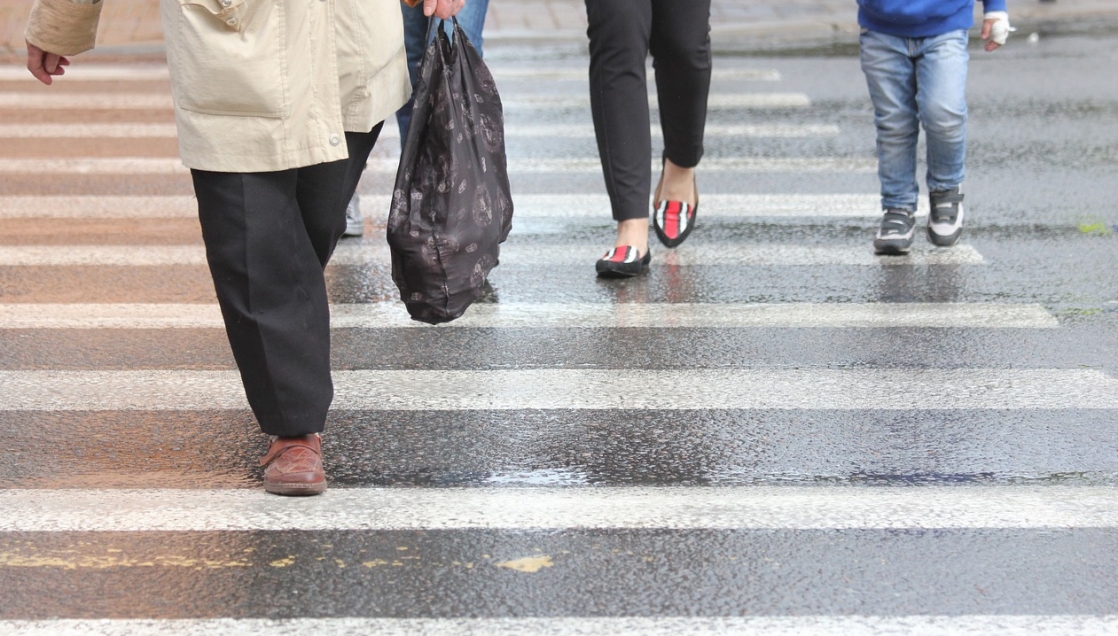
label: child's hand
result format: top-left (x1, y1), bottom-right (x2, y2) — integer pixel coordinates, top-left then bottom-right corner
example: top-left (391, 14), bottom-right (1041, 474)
top-left (982, 11), bottom-right (1014, 52)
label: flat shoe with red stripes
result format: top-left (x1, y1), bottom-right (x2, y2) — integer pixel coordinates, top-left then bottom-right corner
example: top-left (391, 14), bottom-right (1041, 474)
top-left (653, 198), bottom-right (698, 248)
top-left (595, 245), bottom-right (651, 278)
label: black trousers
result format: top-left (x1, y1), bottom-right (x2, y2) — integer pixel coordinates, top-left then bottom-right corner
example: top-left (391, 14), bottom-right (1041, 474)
top-left (192, 125), bottom-right (383, 437)
top-left (585, 0), bottom-right (712, 222)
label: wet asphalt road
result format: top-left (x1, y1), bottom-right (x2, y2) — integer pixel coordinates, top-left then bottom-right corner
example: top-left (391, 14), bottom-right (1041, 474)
top-left (1, 26), bottom-right (1118, 635)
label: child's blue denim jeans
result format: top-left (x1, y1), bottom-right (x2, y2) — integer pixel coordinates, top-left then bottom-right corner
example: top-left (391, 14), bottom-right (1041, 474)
top-left (860, 29), bottom-right (969, 211)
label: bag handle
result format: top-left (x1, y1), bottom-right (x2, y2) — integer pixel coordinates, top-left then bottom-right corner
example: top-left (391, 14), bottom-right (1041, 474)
top-left (426, 15), bottom-right (467, 50)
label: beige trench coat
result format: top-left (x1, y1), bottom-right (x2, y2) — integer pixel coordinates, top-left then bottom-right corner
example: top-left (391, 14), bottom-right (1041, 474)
top-left (26, 0), bottom-right (412, 172)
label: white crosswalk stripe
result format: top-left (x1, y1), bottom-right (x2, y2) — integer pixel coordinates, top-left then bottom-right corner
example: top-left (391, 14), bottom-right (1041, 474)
top-left (385, 156), bottom-right (877, 173)
top-left (0, 195), bottom-right (199, 218)
top-left (0, 65), bottom-right (782, 82)
top-left (0, 123), bottom-right (180, 138)
top-left (0, 156), bottom-right (878, 174)
top-left (0, 302), bottom-right (1056, 329)
top-left (493, 68), bottom-right (784, 81)
top-left (0, 65), bottom-right (173, 81)
top-left (0, 193), bottom-right (917, 219)
top-left (3, 486), bottom-right (1116, 531)
top-left (0, 92), bottom-right (173, 109)
top-left (0, 157), bottom-right (188, 174)
top-left (3, 617), bottom-right (1114, 636)
top-left (0, 243), bottom-right (985, 266)
top-left (467, 123), bottom-right (842, 138)
top-left (0, 91), bottom-right (810, 110)
top-left (509, 93), bottom-right (812, 109)
top-left (441, 193), bottom-right (926, 217)
top-left (0, 123), bottom-right (840, 139)
top-left (2, 368), bottom-right (1115, 411)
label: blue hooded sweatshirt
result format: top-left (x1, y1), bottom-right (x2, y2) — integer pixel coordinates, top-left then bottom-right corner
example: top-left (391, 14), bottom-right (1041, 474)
top-left (858, 0), bottom-right (1007, 38)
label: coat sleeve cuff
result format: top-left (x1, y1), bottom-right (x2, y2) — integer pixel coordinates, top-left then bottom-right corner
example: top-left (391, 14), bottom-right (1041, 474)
top-left (982, 0), bottom-right (1008, 14)
top-left (24, 0), bottom-right (103, 56)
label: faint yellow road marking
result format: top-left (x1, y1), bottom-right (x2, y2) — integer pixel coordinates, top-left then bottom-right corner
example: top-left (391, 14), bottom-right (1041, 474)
top-left (496, 556), bottom-right (554, 573)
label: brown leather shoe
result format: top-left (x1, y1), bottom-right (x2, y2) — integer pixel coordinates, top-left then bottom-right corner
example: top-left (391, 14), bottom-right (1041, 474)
top-left (260, 434), bottom-right (326, 496)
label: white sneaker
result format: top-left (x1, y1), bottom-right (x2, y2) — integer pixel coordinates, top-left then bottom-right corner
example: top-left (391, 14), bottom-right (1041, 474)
top-left (927, 188), bottom-right (964, 247)
top-left (342, 194), bottom-right (363, 237)
top-left (873, 208), bottom-right (916, 255)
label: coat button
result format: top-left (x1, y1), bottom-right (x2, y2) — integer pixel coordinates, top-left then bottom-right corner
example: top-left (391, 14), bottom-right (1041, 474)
top-left (221, 0), bottom-right (231, 6)
top-left (226, 17), bottom-right (238, 26)
top-left (329, 134), bottom-right (341, 146)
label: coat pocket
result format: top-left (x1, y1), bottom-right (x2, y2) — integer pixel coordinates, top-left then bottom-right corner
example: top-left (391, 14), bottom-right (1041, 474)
top-left (170, 0), bottom-right (288, 118)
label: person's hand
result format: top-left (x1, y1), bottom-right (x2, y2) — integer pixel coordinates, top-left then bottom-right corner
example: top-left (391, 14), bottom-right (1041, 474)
top-left (423, 0), bottom-right (465, 19)
top-left (980, 19), bottom-right (1001, 51)
top-left (26, 41), bottom-right (69, 85)
top-left (981, 12), bottom-right (1013, 52)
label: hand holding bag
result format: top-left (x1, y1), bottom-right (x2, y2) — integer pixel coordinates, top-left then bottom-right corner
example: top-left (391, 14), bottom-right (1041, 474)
top-left (387, 18), bottom-right (513, 325)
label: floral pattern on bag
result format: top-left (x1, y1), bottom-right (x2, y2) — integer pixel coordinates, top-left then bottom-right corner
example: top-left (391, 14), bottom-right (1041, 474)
top-left (387, 20), bottom-right (513, 325)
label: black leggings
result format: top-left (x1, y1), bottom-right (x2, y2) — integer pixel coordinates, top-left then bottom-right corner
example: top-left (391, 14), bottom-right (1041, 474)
top-left (585, 0), bottom-right (712, 222)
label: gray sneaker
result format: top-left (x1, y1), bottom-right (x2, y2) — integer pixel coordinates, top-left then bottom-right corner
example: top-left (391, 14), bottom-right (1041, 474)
top-left (873, 208), bottom-right (916, 255)
top-left (342, 194), bottom-right (363, 237)
top-left (927, 188), bottom-right (964, 247)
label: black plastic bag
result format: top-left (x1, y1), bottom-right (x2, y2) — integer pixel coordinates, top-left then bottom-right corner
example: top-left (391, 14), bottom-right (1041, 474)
top-left (387, 18), bottom-right (513, 324)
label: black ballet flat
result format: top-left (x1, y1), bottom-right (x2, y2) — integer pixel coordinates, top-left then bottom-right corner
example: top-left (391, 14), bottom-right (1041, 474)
top-left (595, 245), bottom-right (651, 278)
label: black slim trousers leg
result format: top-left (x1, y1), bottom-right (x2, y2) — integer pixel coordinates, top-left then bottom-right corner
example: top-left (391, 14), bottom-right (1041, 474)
top-left (651, 0), bottom-right (712, 170)
top-left (191, 124), bottom-right (383, 437)
top-left (585, 0), bottom-right (712, 222)
top-left (341, 122), bottom-right (385, 213)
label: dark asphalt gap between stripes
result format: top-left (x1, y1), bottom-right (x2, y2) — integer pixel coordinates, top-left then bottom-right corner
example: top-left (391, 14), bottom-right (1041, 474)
top-left (2, 410), bottom-right (1116, 489)
top-left (1, 326), bottom-right (1116, 372)
top-left (2, 529), bottom-right (1116, 619)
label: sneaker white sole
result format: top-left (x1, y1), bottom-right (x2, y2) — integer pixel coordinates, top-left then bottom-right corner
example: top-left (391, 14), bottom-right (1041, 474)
top-left (874, 226), bottom-right (915, 255)
top-left (927, 205), bottom-right (964, 247)
top-left (873, 239), bottom-right (914, 255)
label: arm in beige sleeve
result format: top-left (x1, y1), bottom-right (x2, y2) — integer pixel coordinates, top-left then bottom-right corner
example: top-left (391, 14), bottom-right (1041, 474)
top-left (25, 0), bottom-right (103, 57)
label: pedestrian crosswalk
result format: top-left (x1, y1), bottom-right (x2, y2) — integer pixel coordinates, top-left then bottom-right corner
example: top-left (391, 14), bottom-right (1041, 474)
top-left (1, 51), bottom-right (1115, 634)
top-left (3, 617), bottom-right (1118, 636)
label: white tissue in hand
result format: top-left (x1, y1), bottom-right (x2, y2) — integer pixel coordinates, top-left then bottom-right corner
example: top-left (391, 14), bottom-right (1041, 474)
top-left (985, 11), bottom-right (1015, 45)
